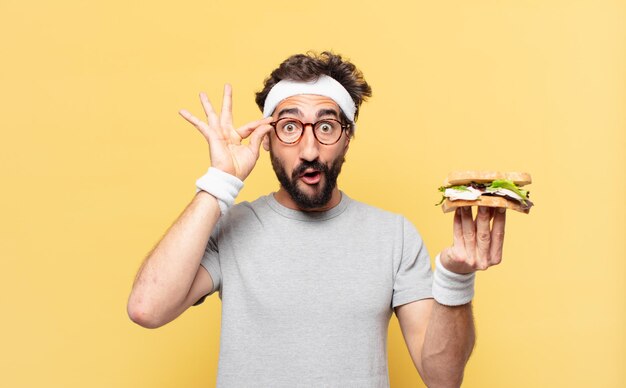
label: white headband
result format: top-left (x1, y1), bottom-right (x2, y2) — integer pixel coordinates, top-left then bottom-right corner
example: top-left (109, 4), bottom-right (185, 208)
top-left (262, 75), bottom-right (357, 125)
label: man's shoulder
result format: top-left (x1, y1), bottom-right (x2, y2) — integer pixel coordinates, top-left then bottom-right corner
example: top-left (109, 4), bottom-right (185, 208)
top-left (344, 195), bottom-right (411, 226)
top-left (346, 195), bottom-right (421, 235)
top-left (228, 194), bottom-right (271, 215)
top-left (214, 194), bottom-right (271, 227)
top-left (346, 195), bottom-right (402, 218)
top-left (233, 194), bottom-right (270, 209)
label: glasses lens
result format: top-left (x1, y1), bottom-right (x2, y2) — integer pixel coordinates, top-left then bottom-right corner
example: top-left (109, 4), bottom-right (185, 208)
top-left (275, 119), bottom-right (303, 143)
top-left (274, 118), bottom-right (344, 144)
top-left (314, 120), bottom-right (342, 144)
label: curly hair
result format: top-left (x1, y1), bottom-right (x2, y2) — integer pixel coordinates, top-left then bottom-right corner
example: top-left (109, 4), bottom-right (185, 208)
top-left (255, 51), bottom-right (372, 134)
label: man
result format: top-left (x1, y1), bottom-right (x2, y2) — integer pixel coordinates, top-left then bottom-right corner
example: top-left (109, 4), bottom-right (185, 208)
top-left (127, 52), bottom-right (506, 387)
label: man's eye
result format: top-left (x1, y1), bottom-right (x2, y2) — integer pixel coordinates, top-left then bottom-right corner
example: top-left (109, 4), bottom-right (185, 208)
top-left (318, 123), bottom-right (333, 133)
top-left (283, 123), bottom-right (298, 132)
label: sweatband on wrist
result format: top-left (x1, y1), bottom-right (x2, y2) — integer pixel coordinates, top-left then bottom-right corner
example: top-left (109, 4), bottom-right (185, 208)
top-left (432, 253), bottom-right (476, 306)
top-left (195, 167), bottom-right (244, 215)
top-left (262, 74), bottom-right (357, 129)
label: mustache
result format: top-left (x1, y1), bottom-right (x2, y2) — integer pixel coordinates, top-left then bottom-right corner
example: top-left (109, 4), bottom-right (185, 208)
top-left (291, 160), bottom-right (329, 180)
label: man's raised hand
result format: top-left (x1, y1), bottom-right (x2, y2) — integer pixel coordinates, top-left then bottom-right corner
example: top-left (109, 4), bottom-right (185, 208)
top-left (179, 84), bottom-right (273, 181)
top-left (440, 206), bottom-right (507, 275)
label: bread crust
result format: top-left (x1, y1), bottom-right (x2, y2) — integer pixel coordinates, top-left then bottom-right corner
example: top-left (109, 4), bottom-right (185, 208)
top-left (444, 171), bottom-right (532, 187)
top-left (441, 196), bottom-right (530, 214)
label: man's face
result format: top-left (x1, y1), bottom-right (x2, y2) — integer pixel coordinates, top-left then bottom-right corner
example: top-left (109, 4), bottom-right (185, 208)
top-left (264, 94), bottom-right (351, 211)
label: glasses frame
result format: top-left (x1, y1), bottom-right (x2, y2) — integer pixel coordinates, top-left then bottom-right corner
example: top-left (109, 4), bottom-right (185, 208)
top-left (269, 117), bottom-right (351, 145)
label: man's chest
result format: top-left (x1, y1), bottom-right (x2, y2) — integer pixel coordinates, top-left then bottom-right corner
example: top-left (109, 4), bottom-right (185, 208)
top-left (217, 222), bottom-right (399, 320)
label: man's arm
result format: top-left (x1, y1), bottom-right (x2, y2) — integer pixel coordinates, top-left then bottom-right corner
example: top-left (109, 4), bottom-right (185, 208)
top-left (127, 191), bottom-right (220, 328)
top-left (127, 85), bottom-right (272, 328)
top-left (395, 299), bottom-right (475, 387)
top-left (397, 206), bottom-right (505, 386)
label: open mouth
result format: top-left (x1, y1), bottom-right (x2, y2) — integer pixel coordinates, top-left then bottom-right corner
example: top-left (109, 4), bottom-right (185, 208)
top-left (299, 169), bottom-right (322, 185)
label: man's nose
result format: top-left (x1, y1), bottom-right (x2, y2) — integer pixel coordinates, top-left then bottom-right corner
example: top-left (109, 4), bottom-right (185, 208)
top-left (298, 124), bottom-right (320, 161)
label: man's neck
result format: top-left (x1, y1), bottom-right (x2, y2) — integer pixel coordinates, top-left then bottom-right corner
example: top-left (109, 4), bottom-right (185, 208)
top-left (273, 188), bottom-right (342, 212)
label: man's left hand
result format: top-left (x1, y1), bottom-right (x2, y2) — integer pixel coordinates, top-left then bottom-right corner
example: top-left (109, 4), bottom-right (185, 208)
top-left (440, 206), bottom-right (506, 274)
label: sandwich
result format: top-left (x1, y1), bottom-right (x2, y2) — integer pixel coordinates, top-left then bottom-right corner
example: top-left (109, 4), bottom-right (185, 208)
top-left (437, 171), bottom-right (534, 214)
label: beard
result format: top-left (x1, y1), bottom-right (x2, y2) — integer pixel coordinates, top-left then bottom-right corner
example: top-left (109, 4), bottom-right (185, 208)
top-left (270, 150), bottom-right (346, 210)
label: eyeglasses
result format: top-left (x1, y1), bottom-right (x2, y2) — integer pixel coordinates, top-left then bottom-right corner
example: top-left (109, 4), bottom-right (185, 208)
top-left (270, 117), bottom-right (350, 145)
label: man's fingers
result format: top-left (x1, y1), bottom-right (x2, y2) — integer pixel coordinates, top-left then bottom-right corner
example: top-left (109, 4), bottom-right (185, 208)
top-left (235, 117), bottom-right (274, 139)
top-left (452, 208), bottom-right (464, 249)
top-left (179, 109), bottom-right (200, 125)
top-left (248, 124), bottom-right (273, 153)
top-left (179, 108), bottom-right (225, 145)
top-left (179, 109), bottom-right (210, 138)
top-left (460, 206), bottom-right (477, 263)
top-left (489, 208), bottom-right (506, 265)
top-left (220, 84), bottom-right (233, 130)
top-left (475, 206), bottom-right (493, 269)
top-left (199, 92), bottom-right (220, 130)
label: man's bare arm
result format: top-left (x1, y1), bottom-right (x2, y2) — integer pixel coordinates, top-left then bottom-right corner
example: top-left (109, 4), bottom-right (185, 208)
top-left (396, 299), bottom-right (474, 387)
top-left (397, 206), bottom-right (506, 386)
top-left (127, 85), bottom-right (272, 328)
top-left (421, 301), bottom-right (475, 387)
top-left (127, 191), bottom-right (220, 328)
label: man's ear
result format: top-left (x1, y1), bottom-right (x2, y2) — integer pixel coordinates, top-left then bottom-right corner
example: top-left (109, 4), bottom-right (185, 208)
top-left (262, 134), bottom-right (270, 151)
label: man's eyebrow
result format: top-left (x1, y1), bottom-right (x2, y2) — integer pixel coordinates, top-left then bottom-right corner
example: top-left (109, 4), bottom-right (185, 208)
top-left (316, 109), bottom-right (339, 119)
top-left (276, 107), bottom-right (339, 119)
top-left (277, 108), bottom-right (301, 118)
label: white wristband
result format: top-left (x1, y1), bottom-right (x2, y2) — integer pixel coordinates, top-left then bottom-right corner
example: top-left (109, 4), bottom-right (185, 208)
top-left (432, 253), bottom-right (476, 306)
top-left (195, 167), bottom-right (244, 215)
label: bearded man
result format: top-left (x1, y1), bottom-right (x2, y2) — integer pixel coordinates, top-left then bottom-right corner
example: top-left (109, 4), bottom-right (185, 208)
top-left (127, 51), bottom-right (507, 387)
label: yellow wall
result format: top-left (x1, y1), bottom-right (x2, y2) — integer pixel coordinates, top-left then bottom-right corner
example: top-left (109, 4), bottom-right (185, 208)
top-left (1, 1), bottom-right (624, 387)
